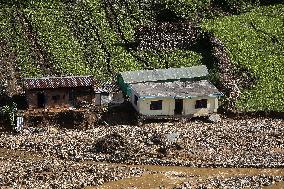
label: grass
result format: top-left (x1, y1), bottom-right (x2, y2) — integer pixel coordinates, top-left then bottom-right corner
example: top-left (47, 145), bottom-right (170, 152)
top-left (0, 7), bottom-right (42, 77)
top-left (25, 3), bottom-right (90, 76)
top-left (2, 1), bottom-right (202, 83)
top-left (203, 4), bottom-right (284, 112)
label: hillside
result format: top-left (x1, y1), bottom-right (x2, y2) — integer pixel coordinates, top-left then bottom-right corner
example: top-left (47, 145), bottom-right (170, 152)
top-left (0, 0), bottom-right (283, 112)
top-left (203, 4), bottom-right (284, 112)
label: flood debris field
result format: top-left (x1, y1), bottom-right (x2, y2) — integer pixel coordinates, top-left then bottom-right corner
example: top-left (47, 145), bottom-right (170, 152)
top-left (1, 117), bottom-right (283, 168)
top-left (0, 157), bottom-right (143, 188)
top-left (0, 117), bottom-right (284, 188)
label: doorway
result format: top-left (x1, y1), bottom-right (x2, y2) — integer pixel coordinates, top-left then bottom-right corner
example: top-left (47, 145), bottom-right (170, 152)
top-left (174, 99), bottom-right (183, 115)
top-left (37, 92), bottom-right (46, 108)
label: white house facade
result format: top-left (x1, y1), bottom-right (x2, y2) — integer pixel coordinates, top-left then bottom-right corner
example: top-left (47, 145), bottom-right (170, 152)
top-left (129, 80), bottom-right (222, 118)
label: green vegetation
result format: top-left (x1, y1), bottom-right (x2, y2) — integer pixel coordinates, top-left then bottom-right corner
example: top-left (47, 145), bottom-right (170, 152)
top-left (25, 4), bottom-right (89, 75)
top-left (203, 4), bottom-right (284, 112)
top-left (137, 50), bottom-right (203, 69)
top-left (0, 1), bottom-right (283, 112)
top-left (0, 1), bottom-right (203, 82)
top-left (0, 7), bottom-right (42, 77)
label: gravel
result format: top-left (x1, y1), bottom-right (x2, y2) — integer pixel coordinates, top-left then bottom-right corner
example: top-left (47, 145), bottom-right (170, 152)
top-left (0, 158), bottom-right (143, 188)
top-left (0, 117), bottom-right (283, 168)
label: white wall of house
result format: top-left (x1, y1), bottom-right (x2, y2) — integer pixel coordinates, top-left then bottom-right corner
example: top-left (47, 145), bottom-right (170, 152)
top-left (139, 98), bottom-right (175, 116)
top-left (183, 97), bottom-right (218, 116)
top-left (130, 88), bottom-right (219, 117)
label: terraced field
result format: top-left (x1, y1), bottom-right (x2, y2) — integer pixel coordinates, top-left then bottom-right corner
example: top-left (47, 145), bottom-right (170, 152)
top-left (0, 1), bottom-right (203, 82)
top-left (203, 4), bottom-right (284, 112)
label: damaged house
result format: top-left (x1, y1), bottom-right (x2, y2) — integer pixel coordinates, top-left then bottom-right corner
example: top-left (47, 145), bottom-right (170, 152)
top-left (117, 65), bottom-right (223, 119)
top-left (23, 76), bottom-right (100, 110)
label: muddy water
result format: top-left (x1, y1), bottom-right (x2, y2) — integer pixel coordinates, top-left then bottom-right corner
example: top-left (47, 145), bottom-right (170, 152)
top-left (93, 164), bottom-right (284, 189)
top-left (1, 148), bottom-right (283, 189)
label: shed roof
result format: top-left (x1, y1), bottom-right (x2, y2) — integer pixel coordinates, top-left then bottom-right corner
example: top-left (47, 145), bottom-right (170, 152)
top-left (130, 80), bottom-right (222, 98)
top-left (119, 65), bottom-right (208, 84)
top-left (23, 76), bottom-right (95, 90)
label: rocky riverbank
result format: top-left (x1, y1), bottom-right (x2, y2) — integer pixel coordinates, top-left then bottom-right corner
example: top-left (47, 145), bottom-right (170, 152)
top-left (0, 157), bottom-right (143, 188)
top-left (0, 117), bottom-right (283, 168)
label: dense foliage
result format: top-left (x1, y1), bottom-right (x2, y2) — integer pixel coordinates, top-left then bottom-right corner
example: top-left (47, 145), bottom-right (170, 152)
top-left (0, 0), bottom-right (204, 82)
top-left (0, 7), bottom-right (42, 77)
top-left (0, 0), bottom-right (283, 112)
top-left (203, 4), bottom-right (284, 112)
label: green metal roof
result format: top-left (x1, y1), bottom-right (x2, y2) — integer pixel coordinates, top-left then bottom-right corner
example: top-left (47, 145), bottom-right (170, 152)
top-left (119, 65), bottom-right (208, 84)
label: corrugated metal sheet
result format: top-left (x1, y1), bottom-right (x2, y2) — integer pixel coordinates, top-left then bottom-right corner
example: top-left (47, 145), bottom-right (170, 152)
top-left (130, 80), bottom-right (223, 98)
top-left (119, 65), bottom-right (208, 84)
top-left (24, 76), bottom-right (95, 90)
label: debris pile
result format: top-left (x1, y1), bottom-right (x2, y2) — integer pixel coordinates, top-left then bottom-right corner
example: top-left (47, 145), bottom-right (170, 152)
top-left (94, 133), bottom-right (126, 154)
top-left (0, 117), bottom-right (283, 168)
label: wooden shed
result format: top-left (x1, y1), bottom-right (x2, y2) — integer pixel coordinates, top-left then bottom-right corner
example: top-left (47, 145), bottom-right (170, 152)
top-left (23, 76), bottom-right (99, 110)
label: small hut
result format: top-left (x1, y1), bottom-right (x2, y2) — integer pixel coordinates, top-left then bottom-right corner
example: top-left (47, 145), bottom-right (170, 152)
top-left (23, 76), bottom-right (99, 110)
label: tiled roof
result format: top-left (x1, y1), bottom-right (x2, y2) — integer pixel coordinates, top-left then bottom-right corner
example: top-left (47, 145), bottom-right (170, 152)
top-left (130, 80), bottom-right (223, 98)
top-left (23, 76), bottom-right (95, 90)
top-left (119, 65), bottom-right (208, 84)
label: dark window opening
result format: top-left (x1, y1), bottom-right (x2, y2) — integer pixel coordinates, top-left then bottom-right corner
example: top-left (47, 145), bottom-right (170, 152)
top-left (195, 99), bottom-right (207, 109)
top-left (37, 92), bottom-right (46, 108)
top-left (134, 95), bottom-right (138, 106)
top-left (150, 100), bottom-right (163, 110)
top-left (52, 95), bottom-right (60, 103)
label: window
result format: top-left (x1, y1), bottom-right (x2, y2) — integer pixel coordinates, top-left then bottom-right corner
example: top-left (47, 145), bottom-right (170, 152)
top-left (52, 95), bottom-right (60, 103)
top-left (134, 95), bottom-right (138, 106)
top-left (195, 99), bottom-right (207, 109)
top-left (150, 100), bottom-right (163, 110)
